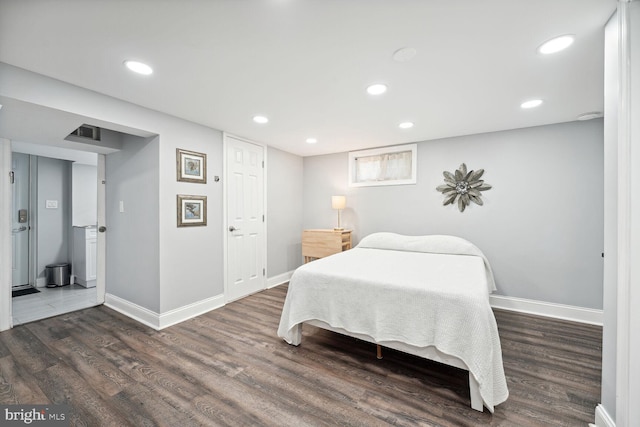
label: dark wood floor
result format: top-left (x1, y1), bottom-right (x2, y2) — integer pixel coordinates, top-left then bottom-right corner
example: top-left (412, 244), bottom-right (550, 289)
top-left (0, 284), bottom-right (602, 426)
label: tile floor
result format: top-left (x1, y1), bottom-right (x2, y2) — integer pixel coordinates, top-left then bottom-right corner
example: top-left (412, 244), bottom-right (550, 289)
top-left (11, 284), bottom-right (98, 325)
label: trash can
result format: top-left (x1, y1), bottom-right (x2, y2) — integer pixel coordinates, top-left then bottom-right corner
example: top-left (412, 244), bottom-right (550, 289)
top-left (45, 263), bottom-right (70, 288)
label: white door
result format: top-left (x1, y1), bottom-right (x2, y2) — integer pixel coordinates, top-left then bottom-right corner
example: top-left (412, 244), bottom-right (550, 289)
top-left (225, 135), bottom-right (265, 302)
top-left (11, 153), bottom-right (29, 287)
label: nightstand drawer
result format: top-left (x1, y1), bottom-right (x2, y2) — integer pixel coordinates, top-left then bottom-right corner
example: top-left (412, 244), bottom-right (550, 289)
top-left (302, 229), bottom-right (352, 263)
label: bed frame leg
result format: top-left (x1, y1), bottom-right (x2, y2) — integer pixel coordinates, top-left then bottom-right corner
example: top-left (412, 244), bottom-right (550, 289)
top-left (376, 344), bottom-right (382, 359)
top-left (290, 324), bottom-right (302, 346)
top-left (469, 373), bottom-right (483, 412)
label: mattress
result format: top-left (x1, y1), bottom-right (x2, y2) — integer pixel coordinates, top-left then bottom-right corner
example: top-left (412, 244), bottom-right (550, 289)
top-left (277, 233), bottom-right (509, 412)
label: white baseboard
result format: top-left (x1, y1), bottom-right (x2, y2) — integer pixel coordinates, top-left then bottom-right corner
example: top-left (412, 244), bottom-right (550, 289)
top-left (267, 270), bottom-right (294, 289)
top-left (105, 293), bottom-right (160, 329)
top-left (490, 294), bottom-right (603, 326)
top-left (158, 294), bottom-right (225, 329)
top-left (35, 277), bottom-right (46, 288)
top-left (104, 293), bottom-right (225, 330)
top-left (594, 404), bottom-right (616, 427)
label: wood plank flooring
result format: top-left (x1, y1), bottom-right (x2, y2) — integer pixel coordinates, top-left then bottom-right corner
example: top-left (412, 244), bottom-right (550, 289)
top-left (0, 284), bottom-right (602, 426)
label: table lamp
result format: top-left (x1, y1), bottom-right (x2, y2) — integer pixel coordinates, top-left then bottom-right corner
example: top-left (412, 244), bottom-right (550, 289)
top-left (331, 196), bottom-right (346, 230)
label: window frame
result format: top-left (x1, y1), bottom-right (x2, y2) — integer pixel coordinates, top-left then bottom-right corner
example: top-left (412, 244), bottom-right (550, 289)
top-left (348, 143), bottom-right (417, 187)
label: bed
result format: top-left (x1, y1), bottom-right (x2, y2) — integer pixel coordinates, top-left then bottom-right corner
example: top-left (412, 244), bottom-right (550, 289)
top-left (277, 232), bottom-right (508, 412)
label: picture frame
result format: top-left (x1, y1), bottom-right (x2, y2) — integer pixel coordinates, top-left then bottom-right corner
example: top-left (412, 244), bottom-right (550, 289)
top-left (177, 194), bottom-right (207, 227)
top-left (176, 148), bottom-right (207, 183)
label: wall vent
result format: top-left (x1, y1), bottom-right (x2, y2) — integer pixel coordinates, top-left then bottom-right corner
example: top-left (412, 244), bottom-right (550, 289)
top-left (70, 124), bottom-right (101, 141)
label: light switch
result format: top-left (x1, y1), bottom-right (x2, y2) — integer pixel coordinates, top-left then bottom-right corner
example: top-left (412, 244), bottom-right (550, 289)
top-left (45, 200), bottom-right (58, 209)
top-left (119, 201), bottom-right (124, 213)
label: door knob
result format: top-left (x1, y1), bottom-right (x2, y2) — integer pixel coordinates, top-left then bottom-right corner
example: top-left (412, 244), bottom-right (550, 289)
top-left (98, 226), bottom-right (107, 232)
top-left (229, 226), bottom-right (240, 232)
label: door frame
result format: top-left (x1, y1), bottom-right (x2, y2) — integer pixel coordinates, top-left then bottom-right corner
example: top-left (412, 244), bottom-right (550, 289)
top-left (0, 139), bottom-right (12, 330)
top-left (0, 142), bottom-right (107, 331)
top-left (96, 154), bottom-right (106, 304)
top-left (222, 132), bottom-right (267, 303)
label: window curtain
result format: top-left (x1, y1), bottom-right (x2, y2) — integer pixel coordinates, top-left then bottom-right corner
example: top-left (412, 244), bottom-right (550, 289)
top-left (355, 150), bottom-right (412, 182)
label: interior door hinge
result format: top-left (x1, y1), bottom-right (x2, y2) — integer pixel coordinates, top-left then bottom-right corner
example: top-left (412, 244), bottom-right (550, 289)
top-left (262, 160), bottom-right (264, 168)
top-left (263, 268), bottom-right (266, 277)
top-left (262, 214), bottom-right (265, 222)
top-left (9, 171), bottom-right (14, 184)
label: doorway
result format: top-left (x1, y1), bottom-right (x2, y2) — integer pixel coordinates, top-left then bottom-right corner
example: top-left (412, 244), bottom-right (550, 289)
top-left (224, 134), bottom-right (266, 302)
top-left (0, 99), bottom-right (154, 331)
top-left (9, 149), bottom-right (103, 325)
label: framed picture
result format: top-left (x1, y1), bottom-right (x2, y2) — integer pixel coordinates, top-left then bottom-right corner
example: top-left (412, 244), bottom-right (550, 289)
top-left (177, 194), bottom-right (207, 227)
top-left (176, 148), bottom-right (207, 183)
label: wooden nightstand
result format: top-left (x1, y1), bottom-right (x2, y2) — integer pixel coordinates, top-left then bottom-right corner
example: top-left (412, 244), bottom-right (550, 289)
top-left (302, 229), bottom-right (352, 263)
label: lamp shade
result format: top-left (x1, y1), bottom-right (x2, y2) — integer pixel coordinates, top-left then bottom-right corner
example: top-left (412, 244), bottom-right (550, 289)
top-left (331, 195), bottom-right (346, 210)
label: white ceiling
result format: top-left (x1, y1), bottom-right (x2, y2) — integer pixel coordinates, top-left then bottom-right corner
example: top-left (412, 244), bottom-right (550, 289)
top-left (0, 0), bottom-right (616, 157)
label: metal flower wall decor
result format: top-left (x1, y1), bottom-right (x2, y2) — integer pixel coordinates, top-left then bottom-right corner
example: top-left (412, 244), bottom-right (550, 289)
top-left (436, 163), bottom-right (492, 212)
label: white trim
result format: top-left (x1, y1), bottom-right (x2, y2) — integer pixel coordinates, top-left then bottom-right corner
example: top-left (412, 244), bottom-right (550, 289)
top-left (158, 294), bottom-right (225, 329)
top-left (0, 139), bottom-right (13, 331)
top-left (35, 277), bottom-right (46, 288)
top-left (105, 293), bottom-right (160, 329)
top-left (264, 147), bottom-right (269, 290)
top-left (616, 3), bottom-right (632, 425)
top-left (105, 293), bottom-right (225, 330)
top-left (595, 404), bottom-right (616, 427)
top-left (490, 295), bottom-right (603, 326)
top-left (96, 154), bottom-right (106, 304)
top-left (267, 270), bottom-right (294, 289)
top-left (222, 136), bottom-right (228, 302)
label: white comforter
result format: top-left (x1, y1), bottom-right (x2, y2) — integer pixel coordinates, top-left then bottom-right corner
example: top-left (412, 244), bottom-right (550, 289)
top-left (277, 233), bottom-right (508, 412)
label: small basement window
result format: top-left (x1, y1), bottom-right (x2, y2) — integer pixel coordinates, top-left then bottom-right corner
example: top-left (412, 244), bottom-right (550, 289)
top-left (348, 144), bottom-right (417, 187)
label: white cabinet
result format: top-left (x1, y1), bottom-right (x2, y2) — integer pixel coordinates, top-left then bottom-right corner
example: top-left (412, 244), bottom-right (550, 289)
top-left (73, 226), bottom-right (97, 288)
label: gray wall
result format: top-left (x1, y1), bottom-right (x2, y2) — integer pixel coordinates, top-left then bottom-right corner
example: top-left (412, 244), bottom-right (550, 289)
top-left (36, 156), bottom-right (72, 281)
top-left (267, 146), bottom-right (304, 277)
top-left (1, 63), bottom-right (225, 315)
top-left (158, 127), bottom-right (223, 313)
top-left (106, 135), bottom-right (160, 312)
top-left (303, 120), bottom-right (604, 309)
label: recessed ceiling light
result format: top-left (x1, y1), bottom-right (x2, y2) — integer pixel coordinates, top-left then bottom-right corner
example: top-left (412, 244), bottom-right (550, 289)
top-left (393, 47), bottom-right (417, 62)
top-left (521, 99), bottom-right (543, 109)
top-left (252, 115), bottom-right (269, 124)
top-left (399, 122), bottom-right (414, 129)
top-left (123, 60), bottom-right (153, 75)
top-left (305, 138), bottom-right (318, 144)
top-left (577, 111), bottom-right (603, 121)
top-left (538, 35), bottom-right (575, 54)
top-left (366, 84), bottom-right (387, 95)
